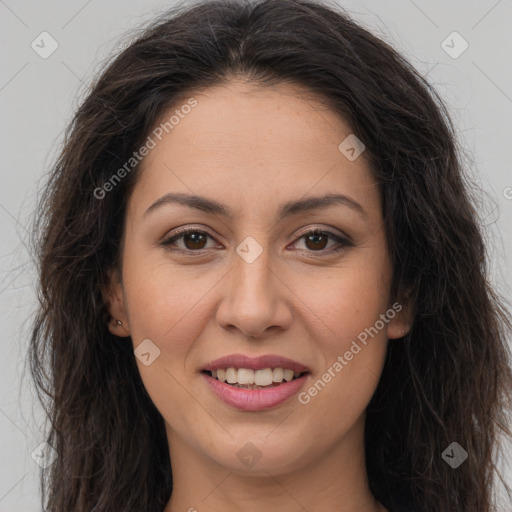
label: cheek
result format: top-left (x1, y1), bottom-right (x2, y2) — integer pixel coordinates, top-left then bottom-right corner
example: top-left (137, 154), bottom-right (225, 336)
top-left (297, 251), bottom-right (391, 352)
top-left (296, 270), bottom-right (390, 453)
top-left (293, 245), bottom-right (391, 422)
top-left (121, 246), bottom-right (218, 345)
top-left (120, 252), bottom-right (216, 432)
top-left (295, 343), bottom-right (386, 466)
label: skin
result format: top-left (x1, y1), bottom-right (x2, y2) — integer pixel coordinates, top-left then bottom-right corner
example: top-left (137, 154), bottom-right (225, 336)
top-left (105, 79), bottom-right (412, 512)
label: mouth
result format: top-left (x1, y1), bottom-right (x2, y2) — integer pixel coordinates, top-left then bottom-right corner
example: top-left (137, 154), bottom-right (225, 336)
top-left (200, 354), bottom-right (311, 410)
top-left (201, 367), bottom-right (309, 390)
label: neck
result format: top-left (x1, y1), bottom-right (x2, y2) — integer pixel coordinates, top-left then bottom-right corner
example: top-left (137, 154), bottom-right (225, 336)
top-left (163, 414), bottom-right (387, 512)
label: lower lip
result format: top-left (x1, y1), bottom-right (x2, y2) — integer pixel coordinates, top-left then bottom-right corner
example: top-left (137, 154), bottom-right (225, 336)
top-left (202, 372), bottom-right (309, 411)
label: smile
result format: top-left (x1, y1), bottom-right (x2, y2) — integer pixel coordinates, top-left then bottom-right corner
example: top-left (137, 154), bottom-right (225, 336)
top-left (201, 370), bottom-right (311, 410)
top-left (201, 353), bottom-right (311, 410)
top-left (203, 367), bottom-right (305, 389)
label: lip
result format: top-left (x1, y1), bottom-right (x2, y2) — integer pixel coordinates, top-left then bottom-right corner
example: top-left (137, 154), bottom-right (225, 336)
top-left (202, 353), bottom-right (310, 373)
top-left (202, 372), bottom-right (310, 411)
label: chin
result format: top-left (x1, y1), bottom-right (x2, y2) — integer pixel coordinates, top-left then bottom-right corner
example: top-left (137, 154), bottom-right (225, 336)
top-left (206, 436), bottom-right (311, 476)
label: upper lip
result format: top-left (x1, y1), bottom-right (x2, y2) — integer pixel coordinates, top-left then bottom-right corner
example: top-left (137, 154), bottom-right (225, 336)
top-left (202, 354), bottom-right (310, 373)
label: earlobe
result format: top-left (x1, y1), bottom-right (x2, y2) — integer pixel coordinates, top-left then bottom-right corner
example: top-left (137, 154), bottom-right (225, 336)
top-left (386, 294), bottom-right (415, 340)
top-left (387, 321), bottom-right (412, 340)
top-left (387, 324), bottom-right (410, 339)
top-left (103, 269), bottom-right (131, 337)
top-left (108, 317), bottom-right (131, 337)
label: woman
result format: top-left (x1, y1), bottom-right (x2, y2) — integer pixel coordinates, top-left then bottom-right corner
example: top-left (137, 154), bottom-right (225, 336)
top-left (29, 0), bottom-right (512, 511)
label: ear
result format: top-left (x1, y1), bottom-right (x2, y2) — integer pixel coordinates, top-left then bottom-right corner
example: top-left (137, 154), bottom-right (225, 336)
top-left (102, 267), bottom-right (131, 337)
top-left (386, 291), bottom-right (415, 340)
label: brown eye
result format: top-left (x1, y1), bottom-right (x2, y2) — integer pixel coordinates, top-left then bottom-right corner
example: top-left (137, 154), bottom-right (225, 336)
top-left (161, 229), bottom-right (216, 251)
top-left (161, 227), bottom-right (352, 255)
top-left (293, 229), bottom-right (352, 254)
top-left (304, 231), bottom-right (329, 250)
top-left (181, 232), bottom-right (208, 250)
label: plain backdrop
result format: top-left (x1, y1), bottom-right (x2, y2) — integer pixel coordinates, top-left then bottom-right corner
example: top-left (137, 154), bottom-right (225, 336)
top-left (0, 0), bottom-right (511, 510)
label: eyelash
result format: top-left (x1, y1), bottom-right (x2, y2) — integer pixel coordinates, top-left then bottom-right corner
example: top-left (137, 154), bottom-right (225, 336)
top-left (160, 227), bottom-right (353, 255)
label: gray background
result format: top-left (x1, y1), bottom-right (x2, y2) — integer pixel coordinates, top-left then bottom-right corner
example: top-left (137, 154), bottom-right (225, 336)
top-left (1, 0), bottom-right (511, 510)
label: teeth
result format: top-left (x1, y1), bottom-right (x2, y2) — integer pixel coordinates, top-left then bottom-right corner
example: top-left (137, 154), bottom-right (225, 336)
top-left (255, 368), bottom-right (273, 386)
top-left (225, 367), bottom-right (237, 384)
top-left (283, 369), bottom-right (294, 382)
top-left (238, 368), bottom-right (254, 385)
top-left (272, 367), bottom-right (284, 382)
top-left (210, 367), bottom-right (303, 386)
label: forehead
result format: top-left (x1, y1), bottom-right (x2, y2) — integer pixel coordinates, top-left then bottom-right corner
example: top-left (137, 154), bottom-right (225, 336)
top-left (128, 79), bottom-right (380, 221)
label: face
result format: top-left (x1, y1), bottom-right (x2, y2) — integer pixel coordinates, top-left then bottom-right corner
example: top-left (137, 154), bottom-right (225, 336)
top-left (106, 79), bottom-right (411, 477)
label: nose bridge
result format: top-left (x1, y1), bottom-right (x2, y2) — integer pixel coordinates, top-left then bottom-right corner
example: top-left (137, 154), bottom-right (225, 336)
top-left (234, 235), bottom-right (272, 292)
top-left (231, 234), bottom-right (275, 308)
top-left (215, 233), bottom-right (290, 337)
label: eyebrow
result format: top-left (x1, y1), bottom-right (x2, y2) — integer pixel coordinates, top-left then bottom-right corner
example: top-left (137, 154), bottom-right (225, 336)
top-left (144, 192), bottom-right (368, 220)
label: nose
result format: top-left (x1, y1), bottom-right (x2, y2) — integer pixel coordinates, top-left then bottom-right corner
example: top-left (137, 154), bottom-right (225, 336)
top-left (215, 243), bottom-right (293, 339)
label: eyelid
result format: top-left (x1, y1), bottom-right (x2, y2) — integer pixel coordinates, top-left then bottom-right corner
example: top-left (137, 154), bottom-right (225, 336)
top-left (160, 225), bottom-right (219, 250)
top-left (160, 225), bottom-right (353, 254)
top-left (293, 225), bottom-right (352, 243)
top-left (289, 227), bottom-right (353, 254)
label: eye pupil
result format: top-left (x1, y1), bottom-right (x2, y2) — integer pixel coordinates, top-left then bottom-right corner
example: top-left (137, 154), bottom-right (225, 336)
top-left (184, 232), bottom-right (207, 249)
top-left (306, 232), bottom-right (328, 250)
top-left (164, 228), bottom-right (346, 255)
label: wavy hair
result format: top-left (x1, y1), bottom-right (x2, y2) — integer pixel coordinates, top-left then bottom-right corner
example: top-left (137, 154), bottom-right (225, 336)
top-left (29, 0), bottom-right (512, 510)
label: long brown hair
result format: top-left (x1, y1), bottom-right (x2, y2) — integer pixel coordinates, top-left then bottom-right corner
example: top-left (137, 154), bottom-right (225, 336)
top-left (29, 1), bottom-right (512, 510)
